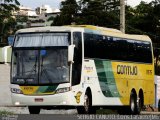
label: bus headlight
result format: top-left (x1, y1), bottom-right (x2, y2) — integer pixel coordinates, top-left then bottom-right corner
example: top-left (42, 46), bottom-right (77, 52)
top-left (11, 88), bottom-right (23, 94)
top-left (56, 87), bottom-right (71, 94)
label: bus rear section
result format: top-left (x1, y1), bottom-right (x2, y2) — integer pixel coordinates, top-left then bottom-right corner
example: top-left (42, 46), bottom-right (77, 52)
top-left (82, 32), bottom-right (154, 114)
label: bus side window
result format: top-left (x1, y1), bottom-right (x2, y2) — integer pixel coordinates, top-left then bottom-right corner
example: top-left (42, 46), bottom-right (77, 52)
top-left (72, 32), bottom-right (82, 85)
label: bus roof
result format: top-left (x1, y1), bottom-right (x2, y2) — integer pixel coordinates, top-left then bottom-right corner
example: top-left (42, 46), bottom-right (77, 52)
top-left (73, 25), bottom-right (151, 42)
top-left (16, 25), bottom-right (151, 42)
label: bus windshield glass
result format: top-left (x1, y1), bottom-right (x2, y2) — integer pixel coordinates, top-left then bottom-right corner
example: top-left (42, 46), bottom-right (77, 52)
top-left (11, 33), bottom-right (70, 85)
top-left (14, 33), bottom-right (69, 47)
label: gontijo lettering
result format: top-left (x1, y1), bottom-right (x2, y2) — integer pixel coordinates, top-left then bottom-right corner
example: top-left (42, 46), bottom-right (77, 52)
top-left (117, 65), bottom-right (138, 75)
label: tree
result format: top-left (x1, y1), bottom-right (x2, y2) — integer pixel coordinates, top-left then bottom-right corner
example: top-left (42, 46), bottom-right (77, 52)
top-left (125, 2), bottom-right (153, 34)
top-left (52, 0), bottom-right (120, 28)
top-left (77, 0), bottom-right (120, 28)
top-left (0, 0), bottom-right (19, 20)
top-left (0, 0), bottom-right (20, 46)
top-left (52, 0), bottom-right (78, 25)
top-left (125, 0), bottom-right (160, 75)
top-left (78, 0), bottom-right (105, 25)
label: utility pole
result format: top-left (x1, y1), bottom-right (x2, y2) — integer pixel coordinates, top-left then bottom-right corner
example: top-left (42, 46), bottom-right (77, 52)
top-left (120, 0), bottom-right (125, 33)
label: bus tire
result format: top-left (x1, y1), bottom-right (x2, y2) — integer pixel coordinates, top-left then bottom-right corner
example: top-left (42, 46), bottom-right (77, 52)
top-left (77, 90), bottom-right (96, 114)
top-left (135, 92), bottom-right (143, 114)
top-left (130, 92), bottom-right (136, 114)
top-left (135, 96), bottom-right (141, 114)
top-left (158, 100), bottom-right (160, 112)
top-left (130, 92), bottom-right (140, 115)
top-left (28, 106), bottom-right (40, 114)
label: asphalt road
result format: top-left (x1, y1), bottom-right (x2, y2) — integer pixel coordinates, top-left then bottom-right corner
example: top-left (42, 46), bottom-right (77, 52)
top-left (0, 64), bottom-right (12, 106)
top-left (0, 107), bottom-right (76, 114)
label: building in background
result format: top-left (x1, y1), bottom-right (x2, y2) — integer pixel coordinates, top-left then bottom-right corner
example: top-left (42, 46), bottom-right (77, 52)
top-left (30, 5), bottom-right (60, 27)
top-left (17, 6), bottom-right (37, 16)
top-left (35, 5), bottom-right (60, 15)
top-left (13, 5), bottom-right (60, 28)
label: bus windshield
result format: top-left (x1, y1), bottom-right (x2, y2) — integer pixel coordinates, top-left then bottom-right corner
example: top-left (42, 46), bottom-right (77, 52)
top-left (11, 33), bottom-right (70, 85)
top-left (14, 33), bottom-right (69, 47)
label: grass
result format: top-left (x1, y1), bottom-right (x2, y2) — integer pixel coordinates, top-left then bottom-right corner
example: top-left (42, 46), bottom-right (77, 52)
top-left (0, 110), bottom-right (14, 116)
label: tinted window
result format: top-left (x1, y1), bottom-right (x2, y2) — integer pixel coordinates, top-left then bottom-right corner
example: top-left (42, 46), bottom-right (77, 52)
top-left (84, 33), bottom-right (152, 63)
top-left (72, 32), bottom-right (82, 85)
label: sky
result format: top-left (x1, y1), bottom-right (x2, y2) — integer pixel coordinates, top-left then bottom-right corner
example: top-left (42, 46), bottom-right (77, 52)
top-left (17, 0), bottom-right (154, 9)
top-left (127, 0), bottom-right (153, 7)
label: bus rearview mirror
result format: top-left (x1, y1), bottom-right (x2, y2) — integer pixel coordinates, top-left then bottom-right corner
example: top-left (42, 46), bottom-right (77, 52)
top-left (68, 45), bottom-right (75, 64)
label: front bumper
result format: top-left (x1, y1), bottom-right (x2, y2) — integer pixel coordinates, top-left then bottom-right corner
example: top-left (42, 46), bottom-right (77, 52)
top-left (11, 91), bottom-right (79, 106)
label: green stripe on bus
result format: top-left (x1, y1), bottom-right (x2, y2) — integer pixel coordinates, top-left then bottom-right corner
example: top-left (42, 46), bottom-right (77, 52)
top-left (36, 85), bottom-right (58, 94)
top-left (95, 60), bottom-right (112, 96)
top-left (95, 59), bottom-right (120, 97)
top-left (103, 61), bottom-right (120, 97)
top-left (36, 86), bottom-right (48, 93)
top-left (45, 85), bottom-right (58, 92)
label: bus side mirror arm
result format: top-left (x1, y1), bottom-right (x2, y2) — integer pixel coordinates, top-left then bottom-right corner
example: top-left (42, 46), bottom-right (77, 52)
top-left (68, 45), bottom-right (75, 64)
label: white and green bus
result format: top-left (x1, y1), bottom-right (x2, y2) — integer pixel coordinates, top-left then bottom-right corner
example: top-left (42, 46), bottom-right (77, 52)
top-left (11, 25), bottom-right (154, 114)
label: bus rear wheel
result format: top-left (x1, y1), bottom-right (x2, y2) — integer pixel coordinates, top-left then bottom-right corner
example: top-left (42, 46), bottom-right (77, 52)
top-left (130, 92), bottom-right (141, 115)
top-left (28, 106), bottom-right (40, 114)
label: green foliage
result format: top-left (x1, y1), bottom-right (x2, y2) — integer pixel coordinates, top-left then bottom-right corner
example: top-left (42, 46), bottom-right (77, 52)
top-left (79, 0), bottom-right (119, 26)
top-left (16, 16), bottom-right (28, 22)
top-left (52, 0), bottom-right (120, 28)
top-left (0, 0), bottom-right (20, 46)
top-left (0, 110), bottom-right (14, 116)
top-left (52, 0), bottom-right (78, 25)
top-left (126, 2), bottom-right (153, 35)
top-left (125, 1), bottom-right (160, 75)
top-left (79, 0), bottom-right (106, 25)
top-left (126, 1), bottom-right (160, 42)
top-left (0, 0), bottom-right (20, 21)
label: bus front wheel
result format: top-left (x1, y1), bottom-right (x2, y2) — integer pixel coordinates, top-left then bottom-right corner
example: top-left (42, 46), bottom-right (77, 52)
top-left (77, 91), bottom-right (96, 114)
top-left (28, 106), bottom-right (40, 114)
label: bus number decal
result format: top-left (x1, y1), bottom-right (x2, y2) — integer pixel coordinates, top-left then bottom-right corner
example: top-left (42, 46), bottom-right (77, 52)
top-left (117, 65), bottom-right (138, 75)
